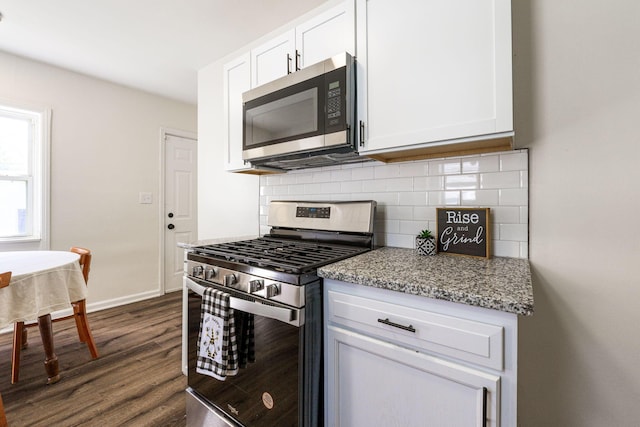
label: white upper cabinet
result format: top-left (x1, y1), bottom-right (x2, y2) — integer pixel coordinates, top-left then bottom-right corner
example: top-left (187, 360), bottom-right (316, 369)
top-left (251, 30), bottom-right (296, 88)
top-left (223, 53), bottom-right (252, 172)
top-left (251, 2), bottom-right (354, 88)
top-left (295, 3), bottom-right (355, 69)
top-left (356, 0), bottom-right (514, 160)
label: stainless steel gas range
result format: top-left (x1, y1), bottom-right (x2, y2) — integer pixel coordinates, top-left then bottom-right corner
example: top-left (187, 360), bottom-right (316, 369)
top-left (184, 200), bottom-right (376, 427)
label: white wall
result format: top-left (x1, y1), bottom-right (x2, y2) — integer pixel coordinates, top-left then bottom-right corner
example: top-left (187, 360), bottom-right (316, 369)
top-left (514, 1), bottom-right (640, 425)
top-left (0, 50), bottom-right (197, 307)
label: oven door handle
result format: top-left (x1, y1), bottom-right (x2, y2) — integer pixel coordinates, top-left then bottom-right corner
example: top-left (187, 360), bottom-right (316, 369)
top-left (186, 278), bottom-right (302, 326)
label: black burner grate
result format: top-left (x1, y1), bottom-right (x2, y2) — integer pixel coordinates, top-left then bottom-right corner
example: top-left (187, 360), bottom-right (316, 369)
top-left (192, 237), bottom-right (369, 274)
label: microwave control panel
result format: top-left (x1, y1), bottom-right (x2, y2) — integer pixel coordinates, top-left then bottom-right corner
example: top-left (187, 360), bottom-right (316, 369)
top-left (325, 67), bottom-right (347, 130)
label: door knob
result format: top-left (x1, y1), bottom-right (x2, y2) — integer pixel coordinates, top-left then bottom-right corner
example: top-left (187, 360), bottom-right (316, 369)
top-left (168, 212), bottom-right (174, 218)
top-left (167, 224), bottom-right (175, 230)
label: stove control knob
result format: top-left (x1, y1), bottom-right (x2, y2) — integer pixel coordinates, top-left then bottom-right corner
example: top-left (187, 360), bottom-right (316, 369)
top-left (224, 274), bottom-right (237, 286)
top-left (204, 267), bottom-right (217, 280)
top-left (191, 265), bottom-right (203, 278)
top-left (248, 279), bottom-right (264, 293)
top-left (265, 284), bottom-right (280, 298)
top-left (255, 283), bottom-right (280, 299)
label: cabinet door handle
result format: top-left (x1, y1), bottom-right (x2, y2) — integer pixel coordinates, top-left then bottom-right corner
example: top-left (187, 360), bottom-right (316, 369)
top-left (287, 53), bottom-right (292, 74)
top-left (482, 386), bottom-right (488, 427)
top-left (377, 318), bottom-right (416, 333)
top-left (359, 121), bottom-right (365, 147)
top-left (295, 49), bottom-right (301, 71)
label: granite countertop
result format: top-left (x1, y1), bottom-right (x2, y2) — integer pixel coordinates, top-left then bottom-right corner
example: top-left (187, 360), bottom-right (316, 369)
top-left (318, 247), bottom-right (534, 316)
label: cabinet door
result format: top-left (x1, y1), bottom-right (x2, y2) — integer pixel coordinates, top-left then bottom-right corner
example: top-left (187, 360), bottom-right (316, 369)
top-left (295, 2), bottom-right (354, 69)
top-left (326, 326), bottom-right (500, 427)
top-left (251, 29), bottom-right (295, 88)
top-left (356, 0), bottom-right (513, 153)
top-left (223, 53), bottom-right (252, 171)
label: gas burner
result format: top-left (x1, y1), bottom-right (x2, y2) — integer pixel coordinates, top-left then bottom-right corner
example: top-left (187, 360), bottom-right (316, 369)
top-left (192, 237), bottom-right (370, 275)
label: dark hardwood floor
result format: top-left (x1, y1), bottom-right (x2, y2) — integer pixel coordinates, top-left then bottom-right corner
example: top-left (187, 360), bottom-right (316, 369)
top-left (0, 291), bottom-right (187, 427)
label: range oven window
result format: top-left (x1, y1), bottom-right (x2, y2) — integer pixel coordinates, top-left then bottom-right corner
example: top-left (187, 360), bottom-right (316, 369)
top-left (187, 278), bottom-right (322, 427)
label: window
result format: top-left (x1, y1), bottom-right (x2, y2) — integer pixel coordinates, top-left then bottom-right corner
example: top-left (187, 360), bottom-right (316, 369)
top-left (0, 103), bottom-right (50, 248)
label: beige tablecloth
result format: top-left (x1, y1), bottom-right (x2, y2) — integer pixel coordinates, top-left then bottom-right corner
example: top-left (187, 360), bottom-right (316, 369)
top-left (0, 251), bottom-right (88, 328)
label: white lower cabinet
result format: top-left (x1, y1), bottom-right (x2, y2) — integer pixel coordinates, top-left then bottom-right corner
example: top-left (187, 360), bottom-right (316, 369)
top-left (324, 279), bottom-right (518, 427)
top-left (327, 326), bottom-right (499, 427)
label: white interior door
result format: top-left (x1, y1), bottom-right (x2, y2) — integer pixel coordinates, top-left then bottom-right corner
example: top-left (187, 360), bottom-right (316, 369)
top-left (164, 132), bottom-right (197, 292)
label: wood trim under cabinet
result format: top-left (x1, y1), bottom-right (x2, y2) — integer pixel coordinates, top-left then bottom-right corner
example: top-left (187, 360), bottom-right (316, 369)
top-left (364, 136), bottom-right (513, 163)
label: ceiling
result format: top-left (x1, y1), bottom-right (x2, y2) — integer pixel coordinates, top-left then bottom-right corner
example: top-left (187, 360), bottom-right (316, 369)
top-left (0, 0), bottom-right (327, 104)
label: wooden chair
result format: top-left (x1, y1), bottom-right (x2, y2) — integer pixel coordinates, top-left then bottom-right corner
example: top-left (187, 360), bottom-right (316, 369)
top-left (1, 272), bottom-right (10, 426)
top-left (0, 271), bottom-right (10, 289)
top-left (11, 248), bottom-right (99, 383)
top-left (0, 390), bottom-right (7, 427)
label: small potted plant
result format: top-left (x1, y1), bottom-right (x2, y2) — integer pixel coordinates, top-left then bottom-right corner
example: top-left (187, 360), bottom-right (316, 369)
top-left (415, 229), bottom-right (437, 256)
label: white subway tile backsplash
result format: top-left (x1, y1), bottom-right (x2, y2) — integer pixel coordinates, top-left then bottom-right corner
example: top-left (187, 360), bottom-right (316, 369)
top-left (462, 155), bottom-right (500, 173)
top-left (413, 206), bottom-right (436, 222)
top-left (480, 171), bottom-right (521, 189)
top-left (351, 166), bottom-right (375, 180)
top-left (500, 151), bottom-right (528, 171)
top-left (446, 174), bottom-right (479, 190)
top-left (520, 206), bottom-right (529, 224)
top-left (490, 206), bottom-right (521, 224)
top-left (500, 223), bottom-right (528, 241)
top-left (341, 180), bottom-right (363, 193)
top-left (399, 220), bottom-right (426, 236)
top-left (312, 171), bottom-right (332, 183)
top-left (295, 173), bottom-right (314, 184)
top-left (273, 185), bottom-right (289, 196)
top-left (414, 176), bottom-right (444, 191)
top-left (288, 184), bottom-right (306, 195)
top-left (399, 191), bottom-right (427, 206)
top-left (320, 182), bottom-right (341, 194)
top-left (387, 177), bottom-right (414, 192)
top-left (374, 163), bottom-right (401, 179)
top-left (362, 179), bottom-right (388, 193)
top-left (429, 159), bottom-right (462, 175)
top-left (399, 162), bottom-right (428, 177)
top-left (385, 206), bottom-right (415, 221)
top-left (428, 191), bottom-right (461, 206)
top-left (383, 233), bottom-right (415, 249)
top-left (370, 192), bottom-right (400, 206)
top-left (493, 240), bottom-right (521, 258)
top-left (499, 188), bottom-right (529, 206)
top-left (330, 169), bottom-right (352, 182)
top-left (259, 149), bottom-right (529, 258)
top-left (461, 190), bottom-right (499, 206)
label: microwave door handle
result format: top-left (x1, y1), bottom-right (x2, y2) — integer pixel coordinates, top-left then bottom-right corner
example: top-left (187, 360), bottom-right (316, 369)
top-left (186, 278), bottom-right (301, 326)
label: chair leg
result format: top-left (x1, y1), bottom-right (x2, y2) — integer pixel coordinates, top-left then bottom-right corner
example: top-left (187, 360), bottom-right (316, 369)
top-left (12, 322), bottom-right (24, 384)
top-left (0, 390), bottom-right (8, 427)
top-left (73, 300), bottom-right (99, 359)
top-left (21, 327), bottom-right (29, 349)
top-left (72, 302), bottom-right (87, 343)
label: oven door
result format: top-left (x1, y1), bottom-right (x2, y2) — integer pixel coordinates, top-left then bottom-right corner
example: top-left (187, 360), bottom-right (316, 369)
top-left (186, 277), bottom-right (321, 427)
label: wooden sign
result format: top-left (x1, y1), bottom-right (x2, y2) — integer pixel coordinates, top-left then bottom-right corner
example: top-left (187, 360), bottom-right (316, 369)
top-left (436, 208), bottom-right (491, 258)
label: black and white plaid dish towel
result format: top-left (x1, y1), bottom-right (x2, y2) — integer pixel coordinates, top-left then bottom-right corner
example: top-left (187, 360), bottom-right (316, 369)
top-left (196, 288), bottom-right (239, 380)
top-left (234, 312), bottom-right (255, 368)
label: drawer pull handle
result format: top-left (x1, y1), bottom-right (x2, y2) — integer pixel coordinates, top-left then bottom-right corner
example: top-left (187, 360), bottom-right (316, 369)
top-left (377, 318), bottom-right (416, 333)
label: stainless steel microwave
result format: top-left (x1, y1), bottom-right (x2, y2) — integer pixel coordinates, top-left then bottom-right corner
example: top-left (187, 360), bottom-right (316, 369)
top-left (242, 52), bottom-right (364, 171)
